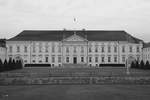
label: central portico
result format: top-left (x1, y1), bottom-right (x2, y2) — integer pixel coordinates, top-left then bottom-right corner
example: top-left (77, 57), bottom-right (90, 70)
top-left (62, 32), bottom-right (88, 65)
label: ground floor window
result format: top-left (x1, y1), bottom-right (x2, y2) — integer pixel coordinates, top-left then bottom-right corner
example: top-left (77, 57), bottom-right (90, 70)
top-left (95, 57), bottom-right (98, 63)
top-left (122, 56), bottom-right (126, 62)
top-left (108, 56), bottom-right (111, 62)
top-left (58, 56), bottom-right (61, 63)
top-left (81, 57), bottom-right (84, 62)
top-left (45, 57), bottom-right (48, 63)
top-left (89, 57), bottom-right (92, 62)
top-left (66, 57), bottom-right (69, 63)
top-left (52, 56), bottom-right (55, 63)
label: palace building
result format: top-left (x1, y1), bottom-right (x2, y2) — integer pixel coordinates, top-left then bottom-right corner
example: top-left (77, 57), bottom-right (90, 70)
top-left (6, 30), bottom-right (143, 67)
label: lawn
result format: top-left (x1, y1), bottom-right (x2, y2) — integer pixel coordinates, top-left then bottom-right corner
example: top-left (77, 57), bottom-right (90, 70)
top-left (0, 85), bottom-right (150, 100)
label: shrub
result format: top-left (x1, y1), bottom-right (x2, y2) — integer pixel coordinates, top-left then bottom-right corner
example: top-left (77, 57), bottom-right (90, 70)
top-left (0, 59), bottom-right (3, 72)
top-left (140, 60), bottom-right (145, 69)
top-left (135, 61), bottom-right (139, 68)
top-left (145, 61), bottom-right (150, 69)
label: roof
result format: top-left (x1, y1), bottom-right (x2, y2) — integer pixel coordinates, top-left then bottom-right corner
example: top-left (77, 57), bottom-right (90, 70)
top-left (143, 43), bottom-right (150, 48)
top-left (7, 30), bottom-right (142, 43)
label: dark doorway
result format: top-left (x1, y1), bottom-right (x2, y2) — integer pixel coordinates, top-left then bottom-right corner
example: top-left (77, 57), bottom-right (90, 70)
top-left (73, 57), bottom-right (77, 64)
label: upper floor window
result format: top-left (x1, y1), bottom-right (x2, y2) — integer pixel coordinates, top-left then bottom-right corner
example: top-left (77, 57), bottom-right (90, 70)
top-left (58, 46), bottom-right (61, 53)
top-left (122, 46), bottom-right (125, 53)
top-left (52, 45), bottom-right (55, 53)
top-left (129, 46), bottom-right (132, 53)
top-left (33, 46), bottom-right (35, 53)
top-left (108, 46), bottom-right (111, 53)
top-left (24, 46), bottom-right (27, 53)
top-left (9, 46), bottom-right (12, 53)
top-left (17, 46), bottom-right (20, 53)
top-left (95, 47), bottom-right (98, 52)
top-left (39, 45), bottom-right (42, 53)
top-left (102, 46), bottom-right (105, 53)
top-left (81, 46), bottom-right (84, 53)
top-left (66, 47), bottom-right (69, 53)
top-left (74, 46), bottom-right (77, 53)
top-left (89, 47), bottom-right (92, 52)
top-left (114, 46), bottom-right (117, 53)
top-left (136, 46), bottom-right (140, 53)
top-left (45, 46), bottom-right (48, 53)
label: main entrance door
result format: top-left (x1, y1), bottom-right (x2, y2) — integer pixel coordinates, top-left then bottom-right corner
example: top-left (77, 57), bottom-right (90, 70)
top-left (73, 57), bottom-right (77, 64)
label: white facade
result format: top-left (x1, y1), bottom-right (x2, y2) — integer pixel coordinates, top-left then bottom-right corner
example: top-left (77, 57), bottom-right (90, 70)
top-left (6, 34), bottom-right (143, 67)
top-left (143, 46), bottom-right (150, 63)
top-left (0, 47), bottom-right (6, 62)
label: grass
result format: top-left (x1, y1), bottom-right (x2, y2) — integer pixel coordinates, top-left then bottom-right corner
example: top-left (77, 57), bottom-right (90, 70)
top-left (0, 85), bottom-right (150, 100)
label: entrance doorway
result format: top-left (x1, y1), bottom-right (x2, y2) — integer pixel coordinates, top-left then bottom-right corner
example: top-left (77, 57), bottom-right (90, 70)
top-left (73, 57), bottom-right (77, 64)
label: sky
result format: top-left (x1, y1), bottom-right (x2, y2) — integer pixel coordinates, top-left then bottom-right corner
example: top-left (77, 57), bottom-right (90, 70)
top-left (0, 0), bottom-right (150, 42)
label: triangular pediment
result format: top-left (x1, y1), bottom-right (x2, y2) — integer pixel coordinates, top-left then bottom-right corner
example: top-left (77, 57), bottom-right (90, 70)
top-left (64, 34), bottom-right (87, 42)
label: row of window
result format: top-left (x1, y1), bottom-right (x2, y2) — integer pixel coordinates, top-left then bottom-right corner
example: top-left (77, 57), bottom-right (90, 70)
top-left (29, 56), bottom-right (126, 63)
top-left (8, 45), bottom-right (141, 53)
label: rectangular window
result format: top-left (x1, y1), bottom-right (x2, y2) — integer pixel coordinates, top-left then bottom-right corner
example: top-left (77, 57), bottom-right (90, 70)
top-left (95, 57), bottom-right (98, 63)
top-left (45, 46), bottom-right (48, 53)
top-left (52, 46), bottom-right (55, 53)
top-left (137, 46), bottom-right (140, 53)
top-left (52, 56), bottom-right (55, 63)
top-left (45, 57), bottom-right (48, 62)
top-left (129, 46), bottom-right (132, 53)
top-left (122, 56), bottom-right (126, 62)
top-left (33, 46), bottom-right (35, 53)
top-left (101, 57), bottom-right (105, 62)
top-left (66, 47), bottom-right (69, 53)
top-left (74, 46), bottom-right (76, 53)
top-left (58, 46), bottom-right (61, 53)
top-left (114, 56), bottom-right (117, 62)
top-left (9, 46), bottom-right (12, 53)
top-left (122, 46), bottom-right (125, 53)
top-left (89, 47), bottom-right (92, 52)
top-left (24, 46), bottom-right (27, 53)
top-left (39, 46), bottom-right (42, 53)
top-left (102, 46), bottom-right (104, 53)
top-left (114, 46), bottom-right (117, 53)
top-left (66, 57), bottom-right (69, 63)
top-left (58, 56), bottom-right (61, 63)
top-left (17, 46), bottom-right (20, 52)
top-left (108, 46), bottom-right (111, 53)
top-left (89, 57), bottom-right (92, 62)
top-left (108, 56), bottom-right (111, 62)
top-left (95, 47), bottom-right (98, 52)
top-left (81, 46), bottom-right (84, 53)
top-left (81, 57), bottom-right (84, 62)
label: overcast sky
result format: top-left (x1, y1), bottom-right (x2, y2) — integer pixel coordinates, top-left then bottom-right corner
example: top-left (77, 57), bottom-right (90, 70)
top-left (0, 0), bottom-right (150, 42)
